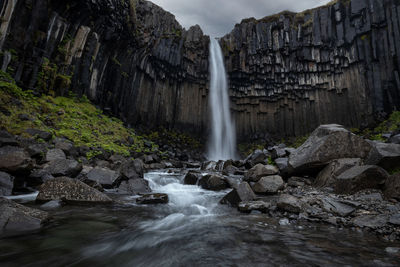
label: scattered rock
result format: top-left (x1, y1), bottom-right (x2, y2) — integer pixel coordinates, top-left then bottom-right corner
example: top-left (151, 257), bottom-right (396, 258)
top-left (335, 165), bottom-right (389, 194)
top-left (389, 134), bottom-right (400, 144)
top-left (0, 146), bottom-right (33, 174)
top-left (366, 142), bottom-right (400, 171)
top-left (120, 159), bottom-right (144, 179)
top-left (0, 198), bottom-right (49, 236)
top-left (86, 167), bottom-right (120, 189)
top-left (244, 164), bottom-right (279, 182)
top-left (26, 144), bottom-right (47, 158)
top-left (199, 174), bottom-right (229, 191)
top-left (384, 173), bottom-right (400, 201)
top-left (314, 158), bottom-right (363, 188)
top-left (54, 139), bottom-right (75, 156)
top-left (277, 194), bottom-right (301, 213)
top-left (25, 129), bottom-right (52, 141)
top-left (271, 146), bottom-right (287, 159)
top-left (275, 157), bottom-right (291, 176)
top-left (220, 182), bottom-right (256, 207)
top-left (252, 175), bottom-right (284, 194)
top-left (238, 201), bottom-right (271, 213)
top-left (0, 171), bottom-right (14, 196)
top-left (118, 179), bottom-right (151, 195)
top-left (36, 177), bottom-right (112, 203)
top-left (287, 176), bottom-right (311, 187)
top-left (320, 197), bottom-right (355, 216)
top-left (44, 159), bottom-right (82, 177)
top-left (28, 169), bottom-right (54, 186)
top-left (0, 130), bottom-right (18, 147)
top-left (201, 161), bottom-right (217, 171)
top-left (136, 193), bottom-right (168, 204)
top-left (245, 149), bottom-right (270, 166)
top-left (389, 214), bottom-right (400, 226)
top-left (45, 148), bottom-right (66, 162)
top-left (288, 125), bottom-right (371, 174)
top-left (352, 215), bottom-right (388, 229)
top-left (183, 171), bottom-right (200, 185)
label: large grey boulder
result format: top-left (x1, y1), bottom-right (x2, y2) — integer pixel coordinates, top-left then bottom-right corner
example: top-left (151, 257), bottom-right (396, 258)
top-left (36, 177), bottom-right (112, 203)
top-left (288, 125), bottom-right (371, 174)
top-left (245, 149), bottom-right (270, 166)
top-left (252, 175), bottom-right (284, 194)
top-left (277, 194), bottom-right (302, 213)
top-left (86, 167), bottom-right (120, 188)
top-left (335, 165), bottom-right (389, 194)
top-left (44, 159), bottom-right (82, 177)
top-left (183, 171), bottom-right (200, 185)
top-left (389, 134), bottom-right (400, 144)
top-left (120, 159), bottom-right (144, 179)
top-left (199, 175), bottom-right (229, 191)
top-left (118, 179), bottom-right (151, 195)
top-left (45, 148), bottom-right (66, 162)
top-left (384, 173), bottom-right (400, 201)
top-left (0, 198), bottom-right (49, 236)
top-left (220, 182), bottom-right (256, 207)
top-left (314, 158), bottom-right (363, 188)
top-left (0, 171), bottom-right (14, 196)
top-left (366, 142), bottom-right (400, 171)
top-left (244, 164), bottom-right (279, 182)
top-left (0, 146), bottom-right (33, 174)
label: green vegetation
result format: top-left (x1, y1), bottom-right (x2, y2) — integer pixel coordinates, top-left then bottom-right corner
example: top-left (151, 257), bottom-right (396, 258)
top-left (145, 128), bottom-right (202, 152)
top-left (238, 143), bottom-right (265, 157)
top-left (0, 70), bottom-right (158, 158)
top-left (351, 112), bottom-right (400, 141)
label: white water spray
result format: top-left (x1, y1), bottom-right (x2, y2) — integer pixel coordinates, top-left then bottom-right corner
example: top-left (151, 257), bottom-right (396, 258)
top-left (208, 38), bottom-right (236, 161)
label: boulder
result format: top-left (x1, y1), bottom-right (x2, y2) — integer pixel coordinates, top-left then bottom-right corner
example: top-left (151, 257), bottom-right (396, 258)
top-left (314, 158), bottom-right (363, 188)
top-left (366, 142), bottom-right (400, 171)
top-left (25, 129), bottom-right (52, 141)
top-left (136, 193), bottom-right (168, 204)
top-left (0, 130), bottom-right (18, 147)
top-left (0, 198), bottom-right (49, 236)
top-left (28, 169), bottom-right (54, 186)
top-left (271, 146), bottom-right (287, 159)
top-left (183, 171), bottom-right (200, 185)
top-left (389, 134), bottom-right (400, 144)
top-left (0, 171), bottom-right (14, 196)
top-left (245, 149), bottom-right (269, 166)
top-left (54, 138), bottom-right (75, 156)
top-left (44, 159), bottom-right (82, 177)
top-left (185, 162), bottom-right (201, 168)
top-left (0, 146), bottom-right (33, 174)
top-left (36, 177), bottom-right (112, 203)
top-left (201, 161), bottom-right (217, 171)
top-left (287, 176), bottom-right (311, 187)
top-left (118, 179), bottom-right (151, 195)
top-left (335, 165), bottom-right (389, 194)
top-left (275, 157), bottom-right (292, 176)
top-left (252, 175), bottom-right (284, 194)
top-left (220, 182), bottom-right (256, 207)
top-left (199, 175), bottom-right (229, 191)
top-left (320, 197), bottom-right (355, 216)
top-left (26, 143), bottom-right (47, 158)
top-left (277, 194), bottom-right (302, 213)
top-left (352, 215), bottom-right (388, 229)
top-left (244, 164), bottom-right (279, 182)
top-left (222, 165), bottom-right (240, 176)
top-left (86, 167), bottom-right (120, 188)
top-left (120, 159), bottom-right (144, 179)
top-left (288, 125), bottom-right (371, 174)
top-left (238, 201), bottom-right (271, 213)
top-left (45, 148), bottom-right (66, 162)
top-left (384, 173), bottom-right (400, 200)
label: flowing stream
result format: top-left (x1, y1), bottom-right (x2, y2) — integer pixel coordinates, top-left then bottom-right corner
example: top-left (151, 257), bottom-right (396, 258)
top-left (0, 170), bottom-right (399, 266)
top-left (208, 38), bottom-right (236, 161)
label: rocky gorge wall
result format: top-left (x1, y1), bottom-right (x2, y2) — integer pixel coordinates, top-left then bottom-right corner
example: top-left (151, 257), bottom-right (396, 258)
top-left (1, 0), bottom-right (400, 141)
top-left (222, 0), bottom-right (400, 138)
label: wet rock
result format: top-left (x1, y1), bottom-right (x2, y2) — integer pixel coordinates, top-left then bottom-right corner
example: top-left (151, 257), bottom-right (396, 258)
top-left (36, 177), bottom-right (112, 203)
top-left (25, 129), bottom-right (52, 141)
top-left (366, 142), bottom-right (400, 171)
top-left (185, 162), bottom-right (201, 168)
top-left (320, 197), bottom-right (355, 216)
top-left (277, 194), bottom-right (301, 213)
top-left (199, 175), bottom-right (229, 191)
top-left (118, 179), bottom-right (151, 195)
top-left (0, 146), bottom-right (33, 174)
top-left (45, 148), bottom-right (66, 162)
top-left (352, 215), bottom-right (388, 229)
top-left (389, 134), bottom-right (400, 144)
top-left (201, 161), bottom-right (217, 171)
top-left (86, 167), bottom-right (120, 189)
top-left (44, 159), bottom-right (82, 178)
top-left (120, 159), bottom-right (144, 179)
top-left (0, 198), bottom-right (49, 236)
top-left (238, 201), bottom-right (271, 213)
top-left (252, 175), bottom-right (284, 194)
top-left (220, 182), bottom-right (256, 207)
top-left (314, 158), bottom-right (363, 188)
top-left (244, 164), bottom-right (279, 182)
top-left (288, 125), bottom-right (371, 174)
top-left (40, 200), bottom-right (63, 210)
top-left (183, 171), bottom-right (200, 185)
top-left (222, 165), bottom-right (240, 175)
top-left (384, 173), bottom-right (400, 201)
top-left (148, 163), bottom-right (166, 169)
top-left (335, 165), bottom-right (388, 194)
top-left (136, 193), bottom-right (169, 204)
top-left (0, 171), bottom-right (14, 196)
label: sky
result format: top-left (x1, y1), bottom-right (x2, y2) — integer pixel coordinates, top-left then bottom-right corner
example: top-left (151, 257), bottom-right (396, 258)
top-left (151, 0), bottom-right (332, 37)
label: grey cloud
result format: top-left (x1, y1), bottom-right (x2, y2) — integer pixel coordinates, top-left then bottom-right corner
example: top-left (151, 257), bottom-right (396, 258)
top-left (151, 0), bottom-right (331, 37)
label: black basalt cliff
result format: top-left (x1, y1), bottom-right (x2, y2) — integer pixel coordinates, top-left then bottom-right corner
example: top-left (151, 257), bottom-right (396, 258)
top-left (1, 0), bottom-right (400, 140)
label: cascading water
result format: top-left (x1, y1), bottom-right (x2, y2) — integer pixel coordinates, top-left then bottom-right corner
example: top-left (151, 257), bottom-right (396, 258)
top-left (208, 38), bottom-right (237, 161)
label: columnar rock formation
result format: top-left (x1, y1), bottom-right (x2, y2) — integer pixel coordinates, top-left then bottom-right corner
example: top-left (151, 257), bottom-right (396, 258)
top-left (0, 0), bottom-right (399, 140)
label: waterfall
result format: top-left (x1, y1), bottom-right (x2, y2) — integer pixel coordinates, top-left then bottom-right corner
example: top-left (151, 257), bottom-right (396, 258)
top-left (207, 38), bottom-right (236, 161)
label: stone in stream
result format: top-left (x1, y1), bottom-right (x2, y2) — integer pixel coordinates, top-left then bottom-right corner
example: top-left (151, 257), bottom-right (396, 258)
top-left (314, 158), bottom-right (363, 188)
top-left (120, 158), bottom-right (144, 179)
top-left (238, 201), bottom-right (271, 213)
top-left (251, 175), bottom-right (284, 194)
top-left (365, 142), bottom-right (400, 171)
top-left (244, 164), bottom-right (279, 182)
top-left (183, 171), bottom-right (200, 185)
top-left (198, 174), bottom-right (229, 191)
top-left (118, 179), bottom-right (151, 195)
top-left (136, 193), bottom-right (169, 204)
top-left (36, 177), bottom-right (112, 204)
top-left (288, 125), bottom-right (371, 174)
top-left (0, 146), bottom-right (33, 174)
top-left (335, 165), bottom-right (389, 194)
top-left (220, 182), bottom-right (256, 207)
top-left (0, 197), bottom-right (49, 236)
top-left (44, 159), bottom-right (82, 177)
top-left (0, 171), bottom-right (14, 196)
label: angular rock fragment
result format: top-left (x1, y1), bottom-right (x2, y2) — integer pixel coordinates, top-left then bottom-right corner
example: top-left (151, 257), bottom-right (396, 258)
top-left (220, 182), bottom-right (256, 207)
top-left (252, 175), bottom-right (284, 194)
top-left (136, 193), bottom-right (168, 204)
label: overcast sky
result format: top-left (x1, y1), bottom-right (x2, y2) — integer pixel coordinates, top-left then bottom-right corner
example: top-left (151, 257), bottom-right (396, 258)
top-left (151, 0), bottom-right (332, 37)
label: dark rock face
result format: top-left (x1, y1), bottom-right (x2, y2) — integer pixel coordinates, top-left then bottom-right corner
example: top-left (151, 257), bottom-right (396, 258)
top-left (244, 164), bottom-right (278, 182)
top-left (288, 125), bottom-right (371, 174)
top-left (314, 158), bottom-right (363, 188)
top-left (118, 179), bottom-right (151, 195)
top-left (0, 197), bottom-right (49, 237)
top-left (36, 177), bottom-right (112, 203)
top-left (335, 165), bottom-right (389, 194)
top-left (198, 174), bottom-right (229, 191)
top-left (136, 193), bottom-right (169, 204)
top-left (0, 146), bottom-right (33, 174)
top-left (366, 142), bottom-right (400, 171)
top-left (1, 0), bottom-right (399, 140)
top-left (44, 159), bottom-right (82, 177)
top-left (0, 171), bottom-right (14, 196)
top-left (384, 173), bottom-right (400, 200)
